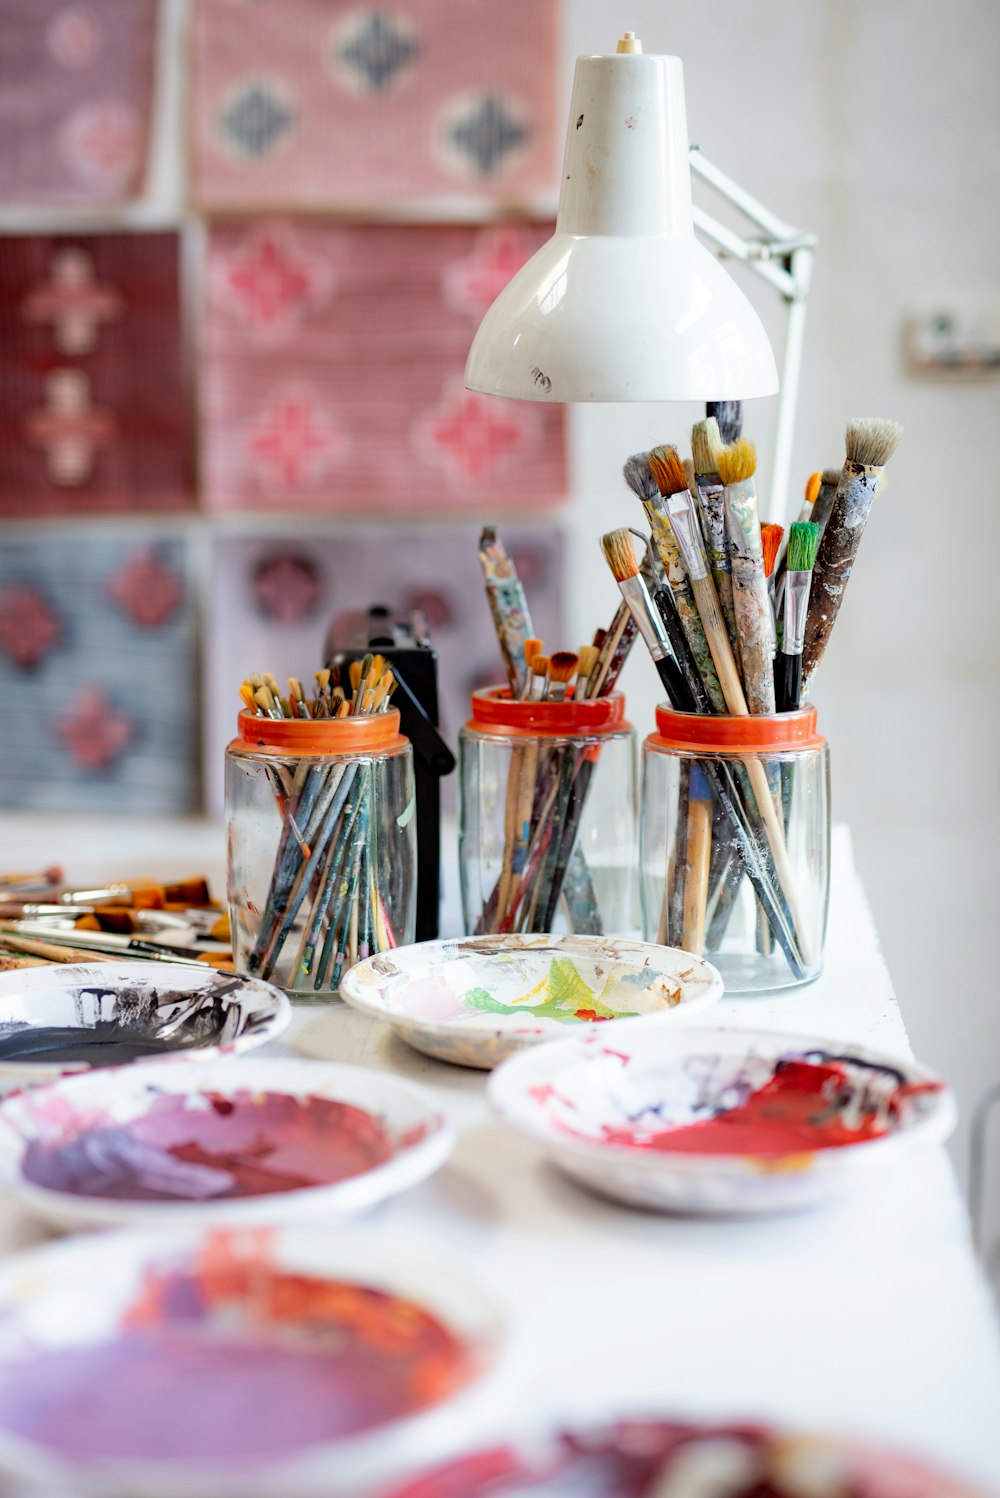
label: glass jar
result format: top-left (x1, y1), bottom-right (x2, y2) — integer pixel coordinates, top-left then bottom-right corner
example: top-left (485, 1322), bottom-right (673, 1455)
top-left (458, 687), bottom-right (636, 936)
top-left (640, 705), bottom-right (829, 993)
top-left (226, 710), bottom-right (416, 997)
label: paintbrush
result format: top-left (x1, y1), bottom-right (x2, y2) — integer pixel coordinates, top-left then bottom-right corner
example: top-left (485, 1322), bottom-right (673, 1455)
top-left (0, 868), bottom-right (63, 891)
top-left (776, 522), bottom-right (821, 712)
top-left (809, 467), bottom-right (843, 538)
top-left (625, 450), bottom-right (726, 712)
top-left (707, 401), bottom-right (742, 444)
top-left (760, 522), bottom-right (783, 654)
top-left (547, 652), bottom-right (578, 703)
top-left (0, 923), bottom-right (228, 968)
top-left (519, 637), bottom-right (542, 699)
top-left (718, 439), bottom-right (777, 716)
top-left (799, 472), bottom-right (822, 523)
top-left (599, 529), bottom-right (685, 704)
top-left (478, 526), bottom-right (535, 696)
top-left (681, 765), bottom-right (713, 955)
top-left (802, 419), bottom-right (903, 686)
top-left (691, 419), bottom-right (739, 656)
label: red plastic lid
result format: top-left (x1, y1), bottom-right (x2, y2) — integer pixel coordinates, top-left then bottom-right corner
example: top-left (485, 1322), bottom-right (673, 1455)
top-left (230, 708), bottom-right (407, 755)
top-left (466, 686), bottom-right (629, 739)
top-left (649, 704), bottom-right (824, 753)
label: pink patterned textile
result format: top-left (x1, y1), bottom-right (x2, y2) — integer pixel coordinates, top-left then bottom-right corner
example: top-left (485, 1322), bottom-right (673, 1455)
top-left (0, 0), bottom-right (157, 206)
top-left (191, 0), bottom-right (557, 209)
top-left (202, 221), bottom-right (566, 513)
top-left (0, 232), bottom-right (192, 517)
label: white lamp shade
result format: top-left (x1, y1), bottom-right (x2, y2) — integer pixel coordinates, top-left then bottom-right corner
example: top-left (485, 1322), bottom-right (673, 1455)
top-left (465, 49), bottom-right (779, 402)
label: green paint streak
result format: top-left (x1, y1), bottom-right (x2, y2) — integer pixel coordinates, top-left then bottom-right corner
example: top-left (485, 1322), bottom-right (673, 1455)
top-left (462, 961), bottom-right (635, 1023)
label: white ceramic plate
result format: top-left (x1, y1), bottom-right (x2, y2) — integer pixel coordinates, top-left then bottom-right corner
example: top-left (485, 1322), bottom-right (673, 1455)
top-left (0, 1227), bottom-right (505, 1498)
top-left (0, 1057), bottom-right (453, 1231)
top-left (0, 962), bottom-right (290, 1093)
top-left (489, 1026), bottom-right (956, 1215)
top-left (385, 1417), bottom-right (987, 1498)
top-left (339, 934), bottom-right (723, 1069)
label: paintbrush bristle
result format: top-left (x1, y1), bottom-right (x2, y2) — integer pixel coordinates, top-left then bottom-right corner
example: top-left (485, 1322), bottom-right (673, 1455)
top-left (717, 437), bottom-right (757, 486)
top-left (600, 529), bottom-right (640, 583)
top-left (622, 453), bottom-right (658, 505)
top-left (647, 445), bottom-right (689, 497)
top-left (760, 523), bottom-right (783, 579)
top-left (787, 520), bottom-right (821, 573)
top-left (805, 472), bottom-right (822, 504)
top-left (577, 644), bottom-right (599, 678)
top-left (691, 417), bottom-right (723, 477)
top-left (845, 417), bottom-right (903, 469)
top-left (548, 651), bottom-right (579, 684)
top-left (523, 637), bottom-right (542, 668)
top-left (532, 654), bottom-right (549, 678)
top-left (707, 400), bottom-right (742, 444)
top-left (821, 468), bottom-right (841, 487)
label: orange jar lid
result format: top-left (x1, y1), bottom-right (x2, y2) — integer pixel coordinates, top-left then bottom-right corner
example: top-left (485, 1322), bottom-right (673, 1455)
top-left (649, 704), bottom-right (825, 754)
top-left (230, 708), bottom-right (408, 756)
top-left (466, 686), bottom-right (630, 739)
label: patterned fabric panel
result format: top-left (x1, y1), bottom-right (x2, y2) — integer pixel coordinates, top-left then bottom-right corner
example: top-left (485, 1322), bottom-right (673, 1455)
top-left (202, 221), bottom-right (565, 513)
top-left (203, 526), bottom-right (565, 812)
top-left (191, 0), bottom-right (557, 208)
top-left (0, 0), bottom-right (157, 206)
top-left (0, 537), bottom-right (199, 813)
top-left (0, 232), bottom-right (192, 518)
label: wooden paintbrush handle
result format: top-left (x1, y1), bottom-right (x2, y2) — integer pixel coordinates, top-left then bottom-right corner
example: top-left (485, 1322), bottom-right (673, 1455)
top-left (681, 769), bottom-right (712, 955)
top-left (689, 573), bottom-right (748, 715)
top-left (728, 555), bottom-right (775, 714)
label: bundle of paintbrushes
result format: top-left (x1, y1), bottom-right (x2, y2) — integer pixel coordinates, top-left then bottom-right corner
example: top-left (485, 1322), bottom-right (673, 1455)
top-left (469, 527), bottom-right (638, 936)
top-left (232, 659), bottom-right (413, 994)
top-left (607, 415), bottom-right (902, 975)
top-left (0, 875), bottom-right (233, 970)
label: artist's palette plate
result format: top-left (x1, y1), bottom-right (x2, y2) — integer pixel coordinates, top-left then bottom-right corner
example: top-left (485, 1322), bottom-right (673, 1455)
top-left (0, 1057), bottom-right (453, 1230)
top-left (489, 1027), bottom-right (956, 1215)
top-left (386, 1417), bottom-right (986, 1498)
top-left (0, 1227), bottom-right (505, 1498)
top-left (339, 934), bottom-right (722, 1069)
top-left (0, 962), bottom-right (290, 1093)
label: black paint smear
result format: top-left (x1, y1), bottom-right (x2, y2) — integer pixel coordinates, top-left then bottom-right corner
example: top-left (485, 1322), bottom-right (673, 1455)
top-left (0, 1019), bottom-right (224, 1066)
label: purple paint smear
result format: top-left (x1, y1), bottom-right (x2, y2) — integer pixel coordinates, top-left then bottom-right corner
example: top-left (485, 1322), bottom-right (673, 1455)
top-left (21, 1091), bottom-right (398, 1201)
top-left (0, 1327), bottom-right (443, 1463)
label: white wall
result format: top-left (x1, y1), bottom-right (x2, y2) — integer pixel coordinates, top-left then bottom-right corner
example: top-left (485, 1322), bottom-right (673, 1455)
top-left (562, 1), bottom-right (1000, 1230)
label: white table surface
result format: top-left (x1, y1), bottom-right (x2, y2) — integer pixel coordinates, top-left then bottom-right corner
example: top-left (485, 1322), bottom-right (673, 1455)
top-left (0, 815), bottom-right (998, 1489)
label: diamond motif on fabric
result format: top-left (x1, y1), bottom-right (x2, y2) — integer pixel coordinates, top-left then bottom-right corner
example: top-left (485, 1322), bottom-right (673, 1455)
top-left (53, 688), bottom-right (135, 772)
top-left (0, 586), bottom-right (63, 670)
top-left (105, 550), bottom-right (184, 629)
top-left (441, 93), bottom-right (529, 178)
top-left (24, 370), bottom-right (115, 486)
top-left (60, 101), bottom-right (139, 191)
top-left (246, 387), bottom-right (343, 490)
top-left (333, 12), bottom-right (418, 92)
top-left (217, 79), bottom-right (296, 160)
top-left (211, 227), bottom-right (333, 340)
top-left (415, 384), bottom-right (536, 484)
top-left (47, 8), bottom-right (102, 69)
top-left (443, 228), bottom-right (536, 318)
top-left (253, 555), bottom-right (323, 624)
top-left (20, 247), bottom-right (123, 356)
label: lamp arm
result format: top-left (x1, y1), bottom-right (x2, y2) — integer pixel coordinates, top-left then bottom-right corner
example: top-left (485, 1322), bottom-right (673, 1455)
top-left (689, 146), bottom-right (817, 528)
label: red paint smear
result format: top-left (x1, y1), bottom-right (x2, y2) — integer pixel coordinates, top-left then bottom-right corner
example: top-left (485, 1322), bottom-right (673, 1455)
top-left (22, 1090), bottom-right (401, 1200)
top-left (567, 1061), bottom-right (942, 1157)
top-left (0, 1272), bottom-right (469, 1463)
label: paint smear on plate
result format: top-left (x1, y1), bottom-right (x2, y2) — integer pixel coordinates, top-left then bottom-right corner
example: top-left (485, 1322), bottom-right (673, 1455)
top-left (461, 957), bottom-right (680, 1024)
top-left (20, 1091), bottom-right (398, 1201)
top-left (560, 1059), bottom-right (942, 1156)
top-left (0, 1238), bottom-right (471, 1465)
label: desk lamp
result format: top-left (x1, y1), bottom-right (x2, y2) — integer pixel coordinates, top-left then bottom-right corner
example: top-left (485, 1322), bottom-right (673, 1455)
top-left (465, 32), bottom-right (816, 525)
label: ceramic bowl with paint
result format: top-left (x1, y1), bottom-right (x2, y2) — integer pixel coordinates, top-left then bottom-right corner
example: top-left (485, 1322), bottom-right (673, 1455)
top-left (0, 1057), bottom-right (453, 1230)
top-left (385, 1418), bottom-right (988, 1498)
top-left (339, 933), bottom-right (723, 1069)
top-left (0, 961), bottom-right (290, 1094)
top-left (0, 1226), bottom-right (506, 1498)
top-left (489, 1027), bottom-right (956, 1214)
